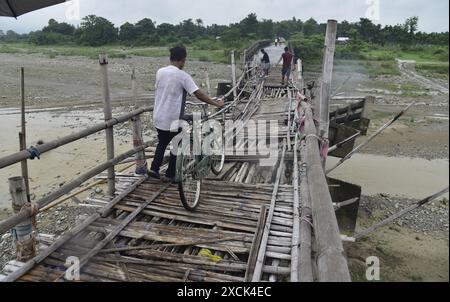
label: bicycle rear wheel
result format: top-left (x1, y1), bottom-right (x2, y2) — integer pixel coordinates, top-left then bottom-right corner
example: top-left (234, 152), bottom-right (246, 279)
top-left (177, 143), bottom-right (202, 211)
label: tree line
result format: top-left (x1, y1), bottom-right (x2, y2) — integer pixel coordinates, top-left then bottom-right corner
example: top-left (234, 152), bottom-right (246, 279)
top-left (0, 13), bottom-right (447, 48)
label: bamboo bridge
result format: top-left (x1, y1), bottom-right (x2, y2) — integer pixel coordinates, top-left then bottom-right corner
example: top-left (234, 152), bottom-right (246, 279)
top-left (0, 20), bottom-right (374, 282)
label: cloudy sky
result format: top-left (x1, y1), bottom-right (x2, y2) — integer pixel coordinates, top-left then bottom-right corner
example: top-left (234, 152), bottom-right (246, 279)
top-left (0, 0), bottom-right (448, 33)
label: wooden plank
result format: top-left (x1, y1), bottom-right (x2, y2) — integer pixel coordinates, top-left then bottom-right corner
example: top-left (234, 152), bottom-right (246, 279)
top-left (303, 102), bottom-right (351, 282)
top-left (54, 184), bottom-right (170, 281)
top-left (291, 134), bottom-right (301, 281)
top-left (245, 205), bottom-right (267, 282)
top-left (252, 141), bottom-right (287, 282)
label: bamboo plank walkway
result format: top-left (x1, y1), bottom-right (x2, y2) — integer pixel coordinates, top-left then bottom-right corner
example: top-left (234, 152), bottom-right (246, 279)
top-left (2, 42), bottom-right (350, 282)
top-left (4, 84), bottom-right (308, 282)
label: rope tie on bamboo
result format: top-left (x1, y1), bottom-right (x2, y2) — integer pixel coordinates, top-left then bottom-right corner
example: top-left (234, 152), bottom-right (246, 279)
top-left (300, 215), bottom-right (314, 229)
top-left (27, 146), bottom-right (41, 160)
top-left (22, 202), bottom-right (39, 229)
top-left (15, 234), bottom-right (36, 262)
top-left (13, 202), bottom-right (39, 228)
top-left (305, 134), bottom-right (321, 141)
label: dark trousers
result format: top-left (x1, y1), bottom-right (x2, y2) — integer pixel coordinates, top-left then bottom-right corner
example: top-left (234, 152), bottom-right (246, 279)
top-left (150, 128), bottom-right (180, 178)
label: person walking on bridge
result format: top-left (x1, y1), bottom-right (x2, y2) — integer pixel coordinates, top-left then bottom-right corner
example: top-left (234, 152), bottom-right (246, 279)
top-left (260, 49), bottom-right (271, 77)
top-left (277, 47), bottom-right (293, 86)
top-left (149, 45), bottom-right (224, 183)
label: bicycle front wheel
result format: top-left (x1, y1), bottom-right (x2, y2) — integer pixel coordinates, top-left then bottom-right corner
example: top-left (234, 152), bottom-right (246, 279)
top-left (177, 144), bottom-right (202, 211)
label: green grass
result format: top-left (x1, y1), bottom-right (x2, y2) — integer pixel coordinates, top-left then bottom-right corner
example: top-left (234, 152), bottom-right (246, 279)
top-left (361, 44), bottom-right (449, 63)
top-left (0, 42), bottom-right (231, 63)
top-left (333, 43), bottom-right (448, 77)
top-left (334, 59), bottom-right (401, 77)
top-left (415, 62), bottom-right (449, 80)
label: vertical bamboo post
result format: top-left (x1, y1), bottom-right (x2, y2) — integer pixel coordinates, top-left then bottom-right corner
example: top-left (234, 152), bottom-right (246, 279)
top-left (205, 70), bottom-right (211, 96)
top-left (318, 20), bottom-right (338, 145)
top-left (99, 54), bottom-right (116, 196)
top-left (298, 59), bottom-right (303, 81)
top-left (131, 68), bottom-right (148, 175)
top-left (9, 177), bottom-right (36, 261)
top-left (231, 50), bottom-right (237, 100)
top-left (19, 68), bottom-right (30, 199)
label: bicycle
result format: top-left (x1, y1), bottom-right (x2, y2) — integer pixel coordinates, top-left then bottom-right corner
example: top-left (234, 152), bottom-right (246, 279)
top-left (175, 101), bottom-right (226, 211)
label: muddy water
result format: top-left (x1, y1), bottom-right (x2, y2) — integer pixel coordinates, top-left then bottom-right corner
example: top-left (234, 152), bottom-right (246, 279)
top-left (0, 108), bottom-right (136, 209)
top-left (327, 154), bottom-right (449, 199)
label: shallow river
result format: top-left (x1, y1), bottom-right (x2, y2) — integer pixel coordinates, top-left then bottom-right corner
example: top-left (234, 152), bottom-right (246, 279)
top-left (0, 108), bottom-right (139, 209)
top-left (327, 154), bottom-right (449, 200)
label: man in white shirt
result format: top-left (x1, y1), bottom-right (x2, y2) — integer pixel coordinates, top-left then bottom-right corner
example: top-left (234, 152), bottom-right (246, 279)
top-left (149, 45), bottom-right (224, 183)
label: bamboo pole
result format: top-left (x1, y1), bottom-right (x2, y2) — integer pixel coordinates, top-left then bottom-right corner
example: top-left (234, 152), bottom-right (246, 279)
top-left (9, 177), bottom-right (35, 262)
top-left (0, 107), bottom-right (152, 170)
top-left (355, 187), bottom-right (449, 241)
top-left (298, 139), bottom-right (314, 282)
top-left (1, 213), bottom-right (100, 282)
top-left (55, 184), bottom-right (170, 281)
top-left (231, 50), bottom-right (237, 100)
top-left (205, 69), bottom-right (211, 96)
top-left (318, 20), bottom-right (338, 166)
top-left (19, 68), bottom-right (30, 198)
top-left (328, 132), bottom-right (361, 154)
top-left (303, 102), bottom-right (351, 282)
top-left (326, 102), bottom-right (416, 175)
top-left (99, 54), bottom-right (116, 197)
top-left (245, 205), bottom-right (267, 282)
top-left (131, 68), bottom-right (148, 175)
top-left (0, 139), bottom-right (156, 236)
top-left (287, 90), bottom-right (293, 151)
top-left (40, 163), bottom-right (135, 212)
top-left (290, 134), bottom-right (300, 281)
top-left (252, 141), bottom-right (287, 282)
top-left (18, 133), bottom-right (30, 200)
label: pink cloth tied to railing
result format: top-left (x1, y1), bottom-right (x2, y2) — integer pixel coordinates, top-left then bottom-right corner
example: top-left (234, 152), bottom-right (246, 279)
top-left (299, 116), bottom-right (306, 133)
top-left (320, 138), bottom-right (329, 160)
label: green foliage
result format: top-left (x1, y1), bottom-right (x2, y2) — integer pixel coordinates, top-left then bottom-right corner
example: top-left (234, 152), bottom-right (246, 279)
top-left (416, 62), bottom-right (449, 80)
top-left (1, 13), bottom-right (448, 70)
top-left (290, 34), bottom-right (324, 61)
top-left (77, 15), bottom-right (118, 46)
top-left (0, 30), bottom-right (27, 42)
top-left (43, 19), bottom-right (75, 36)
top-left (29, 31), bottom-right (72, 45)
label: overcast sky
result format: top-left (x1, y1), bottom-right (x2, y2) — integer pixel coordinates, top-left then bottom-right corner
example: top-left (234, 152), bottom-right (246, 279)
top-left (0, 0), bottom-right (448, 34)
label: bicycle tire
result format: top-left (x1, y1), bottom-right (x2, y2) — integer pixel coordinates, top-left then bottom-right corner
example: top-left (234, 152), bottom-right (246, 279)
top-left (177, 143), bottom-right (202, 211)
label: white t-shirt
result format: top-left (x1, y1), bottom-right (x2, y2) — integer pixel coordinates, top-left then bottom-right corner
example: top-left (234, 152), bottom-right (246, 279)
top-left (153, 65), bottom-right (199, 131)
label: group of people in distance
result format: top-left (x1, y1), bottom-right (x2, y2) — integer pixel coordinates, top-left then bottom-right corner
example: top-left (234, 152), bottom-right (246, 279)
top-left (260, 44), bottom-right (295, 87)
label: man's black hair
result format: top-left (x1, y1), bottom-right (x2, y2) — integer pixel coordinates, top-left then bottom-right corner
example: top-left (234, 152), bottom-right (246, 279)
top-left (285, 47), bottom-right (289, 52)
top-left (261, 49), bottom-right (265, 53)
top-left (170, 45), bottom-right (187, 61)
